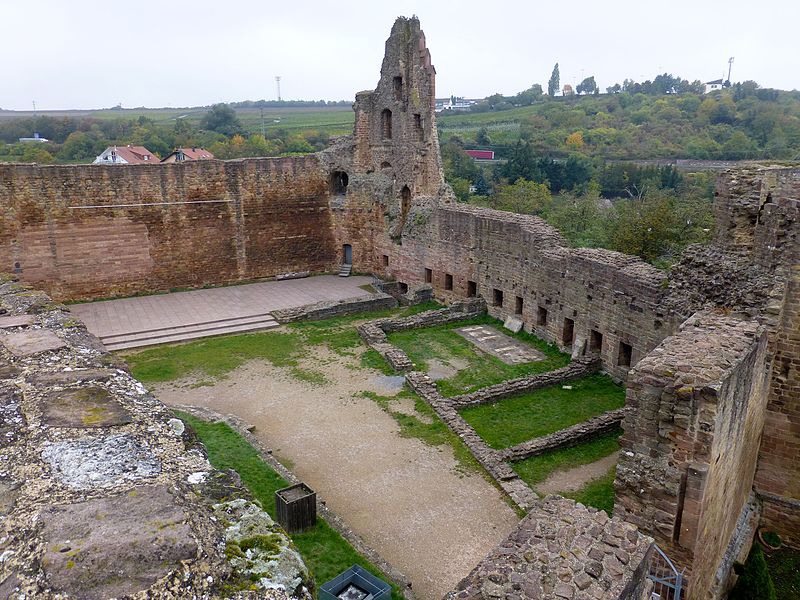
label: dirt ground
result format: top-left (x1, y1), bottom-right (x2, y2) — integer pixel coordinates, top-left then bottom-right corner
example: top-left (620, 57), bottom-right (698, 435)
top-left (535, 451), bottom-right (619, 495)
top-left (152, 346), bottom-right (519, 600)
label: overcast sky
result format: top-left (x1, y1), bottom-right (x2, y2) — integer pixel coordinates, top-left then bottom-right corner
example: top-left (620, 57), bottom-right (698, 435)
top-left (3, 0), bottom-right (798, 111)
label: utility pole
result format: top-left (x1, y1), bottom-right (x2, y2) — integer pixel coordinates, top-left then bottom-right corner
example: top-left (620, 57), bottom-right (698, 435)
top-left (275, 76), bottom-right (282, 102)
top-left (727, 57), bottom-right (734, 85)
top-left (260, 107), bottom-right (265, 138)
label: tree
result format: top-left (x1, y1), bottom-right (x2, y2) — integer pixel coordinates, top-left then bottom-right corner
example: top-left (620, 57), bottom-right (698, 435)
top-left (476, 126), bottom-right (492, 146)
top-left (565, 131), bottom-right (585, 150)
top-left (200, 103), bottom-right (243, 136)
top-left (576, 76), bottom-right (597, 96)
top-left (606, 83), bottom-right (622, 94)
top-left (548, 63), bottom-right (560, 97)
top-left (729, 544), bottom-right (776, 600)
top-left (493, 178), bottom-right (551, 214)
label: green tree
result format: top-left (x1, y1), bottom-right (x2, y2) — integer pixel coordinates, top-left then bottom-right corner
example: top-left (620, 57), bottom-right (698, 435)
top-left (576, 76), bottom-right (597, 96)
top-left (548, 63), bottom-right (560, 98)
top-left (730, 544), bottom-right (776, 600)
top-left (476, 126), bottom-right (492, 146)
top-left (449, 177), bottom-right (472, 202)
top-left (200, 103), bottom-right (244, 136)
top-left (493, 178), bottom-right (551, 214)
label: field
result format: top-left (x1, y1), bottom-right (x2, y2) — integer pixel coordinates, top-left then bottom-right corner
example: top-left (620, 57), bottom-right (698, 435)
top-left (0, 105), bottom-right (355, 136)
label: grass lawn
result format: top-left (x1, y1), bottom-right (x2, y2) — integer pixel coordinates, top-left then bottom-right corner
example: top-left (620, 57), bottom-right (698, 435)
top-left (125, 300), bottom-right (440, 384)
top-left (458, 373), bottom-right (625, 449)
top-left (765, 546), bottom-right (800, 600)
top-left (512, 428), bottom-right (622, 490)
top-left (176, 412), bottom-right (404, 599)
top-left (560, 467), bottom-right (616, 515)
top-left (386, 315), bottom-right (569, 396)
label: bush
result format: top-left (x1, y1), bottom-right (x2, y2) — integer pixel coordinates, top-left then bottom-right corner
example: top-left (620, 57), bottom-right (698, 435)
top-left (730, 543), bottom-right (776, 600)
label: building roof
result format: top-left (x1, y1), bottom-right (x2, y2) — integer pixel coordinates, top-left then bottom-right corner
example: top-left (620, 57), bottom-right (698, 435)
top-left (706, 79), bottom-right (724, 85)
top-left (102, 145), bottom-right (156, 164)
top-left (161, 147), bottom-right (215, 162)
top-left (465, 150), bottom-right (494, 160)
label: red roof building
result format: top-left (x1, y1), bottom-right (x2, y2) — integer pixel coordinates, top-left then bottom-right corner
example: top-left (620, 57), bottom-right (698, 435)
top-left (93, 145), bottom-right (157, 165)
top-left (161, 147), bottom-right (215, 163)
top-left (465, 149), bottom-right (495, 160)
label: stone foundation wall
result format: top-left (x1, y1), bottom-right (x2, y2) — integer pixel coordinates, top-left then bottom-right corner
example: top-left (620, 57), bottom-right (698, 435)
top-left (272, 292), bottom-right (397, 323)
top-left (614, 311), bottom-right (769, 599)
top-left (0, 279), bottom-right (307, 599)
top-left (445, 496), bottom-right (654, 600)
top-left (0, 157), bottom-right (338, 301)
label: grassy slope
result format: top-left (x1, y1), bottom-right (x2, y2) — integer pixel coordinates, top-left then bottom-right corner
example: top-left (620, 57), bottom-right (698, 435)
top-left (386, 315), bottom-right (569, 396)
top-left (459, 373), bottom-right (625, 449)
top-left (177, 412), bottom-right (404, 598)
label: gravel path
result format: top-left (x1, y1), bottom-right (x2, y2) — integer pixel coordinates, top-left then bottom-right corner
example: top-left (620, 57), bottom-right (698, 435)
top-left (535, 451), bottom-right (619, 495)
top-left (152, 348), bottom-right (519, 600)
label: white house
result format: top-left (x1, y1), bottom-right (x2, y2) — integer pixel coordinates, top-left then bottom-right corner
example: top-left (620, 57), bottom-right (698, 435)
top-left (93, 145), bottom-right (156, 165)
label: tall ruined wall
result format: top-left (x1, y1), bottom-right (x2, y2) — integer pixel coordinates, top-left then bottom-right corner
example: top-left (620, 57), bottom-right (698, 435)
top-left (0, 157), bottom-right (338, 301)
top-left (361, 203), bottom-right (679, 380)
top-left (614, 312), bottom-right (769, 599)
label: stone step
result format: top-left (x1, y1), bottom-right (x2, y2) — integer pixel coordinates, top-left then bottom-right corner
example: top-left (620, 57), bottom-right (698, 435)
top-left (102, 318), bottom-right (279, 351)
top-left (338, 264), bottom-right (352, 277)
top-left (101, 314), bottom-right (277, 342)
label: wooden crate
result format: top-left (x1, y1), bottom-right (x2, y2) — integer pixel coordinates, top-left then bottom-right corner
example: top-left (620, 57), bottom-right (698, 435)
top-left (275, 483), bottom-right (316, 533)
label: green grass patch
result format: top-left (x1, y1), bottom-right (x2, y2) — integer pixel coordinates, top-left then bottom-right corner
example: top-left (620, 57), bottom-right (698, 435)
top-left (512, 428), bottom-right (622, 489)
top-left (361, 390), bottom-right (480, 475)
top-left (127, 331), bottom-right (302, 383)
top-left (386, 315), bottom-right (569, 396)
top-left (124, 300), bottom-right (442, 383)
top-left (560, 467), bottom-right (616, 514)
top-left (765, 546), bottom-right (800, 600)
top-left (459, 374), bottom-right (625, 449)
top-left (359, 349), bottom-right (395, 375)
top-left (175, 412), bottom-right (403, 599)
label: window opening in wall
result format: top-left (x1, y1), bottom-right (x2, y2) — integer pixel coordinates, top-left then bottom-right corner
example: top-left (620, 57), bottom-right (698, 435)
top-left (413, 113), bottom-right (423, 140)
top-left (401, 185), bottom-right (411, 221)
top-left (424, 268), bottom-right (433, 284)
top-left (537, 306), bottom-right (548, 326)
top-left (590, 329), bottom-right (603, 353)
top-left (467, 280), bottom-right (477, 297)
top-left (445, 273), bottom-right (453, 290)
top-left (382, 254), bottom-right (389, 267)
top-left (398, 282), bottom-right (408, 294)
top-left (381, 109), bottom-right (392, 139)
top-left (330, 171), bottom-right (349, 195)
top-left (618, 341), bottom-right (632, 367)
top-left (563, 317), bottom-right (575, 346)
top-left (515, 296), bottom-right (523, 315)
top-left (393, 76), bottom-right (403, 100)
top-left (493, 288), bottom-right (504, 307)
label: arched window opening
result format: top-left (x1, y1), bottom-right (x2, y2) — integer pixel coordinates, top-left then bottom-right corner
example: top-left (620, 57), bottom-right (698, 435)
top-left (393, 76), bottom-right (403, 101)
top-left (330, 171), bottom-right (349, 195)
top-left (401, 185), bottom-right (411, 221)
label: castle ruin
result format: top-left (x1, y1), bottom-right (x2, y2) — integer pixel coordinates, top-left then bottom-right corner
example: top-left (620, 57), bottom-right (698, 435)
top-left (0, 16), bottom-right (797, 600)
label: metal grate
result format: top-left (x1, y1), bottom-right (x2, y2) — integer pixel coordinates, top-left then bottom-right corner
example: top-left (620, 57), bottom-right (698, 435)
top-left (648, 545), bottom-right (684, 599)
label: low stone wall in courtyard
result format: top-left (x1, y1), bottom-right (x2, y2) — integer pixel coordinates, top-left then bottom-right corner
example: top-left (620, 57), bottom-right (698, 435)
top-left (272, 292), bottom-right (397, 323)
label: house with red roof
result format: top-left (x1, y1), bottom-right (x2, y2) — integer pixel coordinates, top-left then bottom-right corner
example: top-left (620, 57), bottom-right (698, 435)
top-left (160, 147), bottom-right (215, 163)
top-left (93, 145), bottom-right (157, 165)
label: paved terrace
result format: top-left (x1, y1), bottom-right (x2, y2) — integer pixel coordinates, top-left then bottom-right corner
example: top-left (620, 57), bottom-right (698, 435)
top-left (70, 275), bottom-right (375, 350)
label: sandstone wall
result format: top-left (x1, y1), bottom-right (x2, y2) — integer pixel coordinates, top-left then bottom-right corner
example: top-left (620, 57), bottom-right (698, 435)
top-left (0, 157), bottom-right (338, 301)
top-left (614, 311), bottom-right (769, 599)
top-left (372, 203), bottom-right (678, 380)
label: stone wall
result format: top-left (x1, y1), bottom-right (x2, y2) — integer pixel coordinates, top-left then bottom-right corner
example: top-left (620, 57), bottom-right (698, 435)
top-left (446, 496), bottom-right (654, 600)
top-left (0, 156), bottom-right (337, 301)
top-left (614, 311), bottom-right (769, 599)
top-left (373, 203), bottom-right (678, 380)
top-left (0, 278), bottom-right (309, 599)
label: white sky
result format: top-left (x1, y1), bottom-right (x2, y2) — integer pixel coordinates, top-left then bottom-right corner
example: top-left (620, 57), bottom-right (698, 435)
top-left (2, 0), bottom-right (798, 110)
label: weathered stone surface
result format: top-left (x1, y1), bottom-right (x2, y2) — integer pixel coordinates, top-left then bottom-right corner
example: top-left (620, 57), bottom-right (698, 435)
top-left (0, 315), bottom-right (35, 328)
top-left (39, 485), bottom-right (198, 600)
top-left (455, 324), bottom-right (544, 364)
top-left (1, 329), bottom-right (66, 356)
top-left (42, 434), bottom-right (161, 489)
top-left (445, 496), bottom-right (653, 600)
top-left (41, 386), bottom-right (133, 428)
top-left (0, 383), bottom-right (24, 448)
top-left (504, 316), bottom-right (524, 333)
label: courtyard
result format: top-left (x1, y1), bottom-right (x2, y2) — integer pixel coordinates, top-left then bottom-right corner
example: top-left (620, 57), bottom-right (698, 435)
top-left (122, 296), bottom-right (628, 598)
